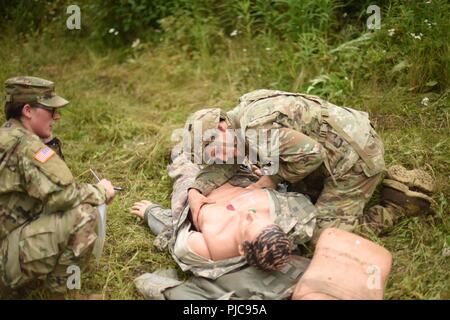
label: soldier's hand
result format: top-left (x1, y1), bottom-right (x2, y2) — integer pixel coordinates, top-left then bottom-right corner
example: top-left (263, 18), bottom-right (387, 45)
top-left (252, 165), bottom-right (263, 177)
top-left (131, 200), bottom-right (152, 219)
top-left (99, 179), bottom-right (115, 204)
top-left (188, 189), bottom-right (215, 218)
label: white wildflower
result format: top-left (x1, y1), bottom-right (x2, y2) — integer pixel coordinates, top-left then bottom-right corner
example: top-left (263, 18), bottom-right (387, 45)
top-left (243, 48), bottom-right (247, 52)
top-left (230, 29), bottom-right (238, 37)
top-left (265, 47), bottom-right (271, 51)
top-left (425, 20), bottom-right (434, 28)
top-left (410, 32), bottom-right (422, 40)
top-left (421, 97), bottom-right (430, 106)
top-left (388, 28), bottom-right (395, 36)
top-left (114, 31), bottom-right (119, 36)
top-left (108, 28), bottom-right (115, 34)
top-left (343, 12), bottom-right (348, 18)
top-left (131, 38), bottom-right (141, 49)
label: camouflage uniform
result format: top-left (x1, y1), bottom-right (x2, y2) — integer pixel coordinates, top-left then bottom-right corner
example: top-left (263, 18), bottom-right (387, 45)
top-left (190, 89), bottom-right (390, 235)
top-left (0, 77), bottom-right (107, 294)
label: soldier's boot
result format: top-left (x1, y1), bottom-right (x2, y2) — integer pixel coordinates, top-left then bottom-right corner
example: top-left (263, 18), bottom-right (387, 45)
top-left (386, 165), bottom-right (435, 194)
top-left (0, 274), bottom-right (32, 299)
top-left (0, 277), bottom-right (12, 298)
top-left (362, 165), bottom-right (436, 235)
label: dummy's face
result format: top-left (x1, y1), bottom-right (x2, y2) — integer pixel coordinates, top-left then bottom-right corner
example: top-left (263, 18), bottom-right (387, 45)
top-left (238, 211), bottom-right (272, 244)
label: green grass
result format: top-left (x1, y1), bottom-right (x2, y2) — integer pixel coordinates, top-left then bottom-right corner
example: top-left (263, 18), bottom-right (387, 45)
top-left (0, 1), bottom-right (449, 299)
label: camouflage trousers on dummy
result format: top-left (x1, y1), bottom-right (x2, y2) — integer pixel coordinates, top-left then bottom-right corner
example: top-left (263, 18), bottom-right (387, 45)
top-left (0, 203), bottom-right (98, 294)
top-left (135, 255), bottom-right (310, 300)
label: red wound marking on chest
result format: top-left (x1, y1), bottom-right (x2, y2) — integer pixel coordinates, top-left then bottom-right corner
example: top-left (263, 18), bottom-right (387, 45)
top-left (226, 204), bottom-right (235, 211)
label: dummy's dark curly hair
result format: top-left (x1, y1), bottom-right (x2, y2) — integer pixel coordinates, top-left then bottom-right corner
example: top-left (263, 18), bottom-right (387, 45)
top-left (242, 224), bottom-right (291, 271)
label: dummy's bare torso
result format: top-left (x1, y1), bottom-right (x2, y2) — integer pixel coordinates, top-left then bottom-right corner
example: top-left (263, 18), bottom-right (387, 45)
top-left (188, 183), bottom-right (272, 260)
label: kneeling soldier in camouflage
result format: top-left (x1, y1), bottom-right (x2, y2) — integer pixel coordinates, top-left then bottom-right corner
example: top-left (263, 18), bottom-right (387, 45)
top-left (184, 90), bottom-right (436, 237)
top-left (0, 76), bottom-right (115, 297)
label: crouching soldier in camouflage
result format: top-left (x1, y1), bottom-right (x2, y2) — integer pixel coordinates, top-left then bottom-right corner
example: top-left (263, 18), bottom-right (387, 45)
top-left (184, 89), bottom-right (435, 237)
top-left (0, 76), bottom-right (115, 297)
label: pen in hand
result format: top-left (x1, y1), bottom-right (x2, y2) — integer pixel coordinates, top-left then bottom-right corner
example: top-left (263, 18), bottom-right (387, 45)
top-left (90, 168), bottom-right (125, 192)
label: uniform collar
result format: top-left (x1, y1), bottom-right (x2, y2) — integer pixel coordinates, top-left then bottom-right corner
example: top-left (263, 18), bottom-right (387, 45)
top-left (2, 118), bottom-right (47, 143)
top-left (3, 118), bottom-right (25, 130)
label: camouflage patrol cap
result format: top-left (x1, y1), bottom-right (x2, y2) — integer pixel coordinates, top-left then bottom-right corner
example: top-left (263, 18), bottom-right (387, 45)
top-left (183, 108), bottom-right (233, 160)
top-left (184, 108), bottom-right (231, 134)
top-left (4, 76), bottom-right (69, 108)
top-left (184, 108), bottom-right (232, 144)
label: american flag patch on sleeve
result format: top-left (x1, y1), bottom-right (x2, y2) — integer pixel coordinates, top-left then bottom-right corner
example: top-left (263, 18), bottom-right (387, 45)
top-left (34, 146), bottom-right (56, 163)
